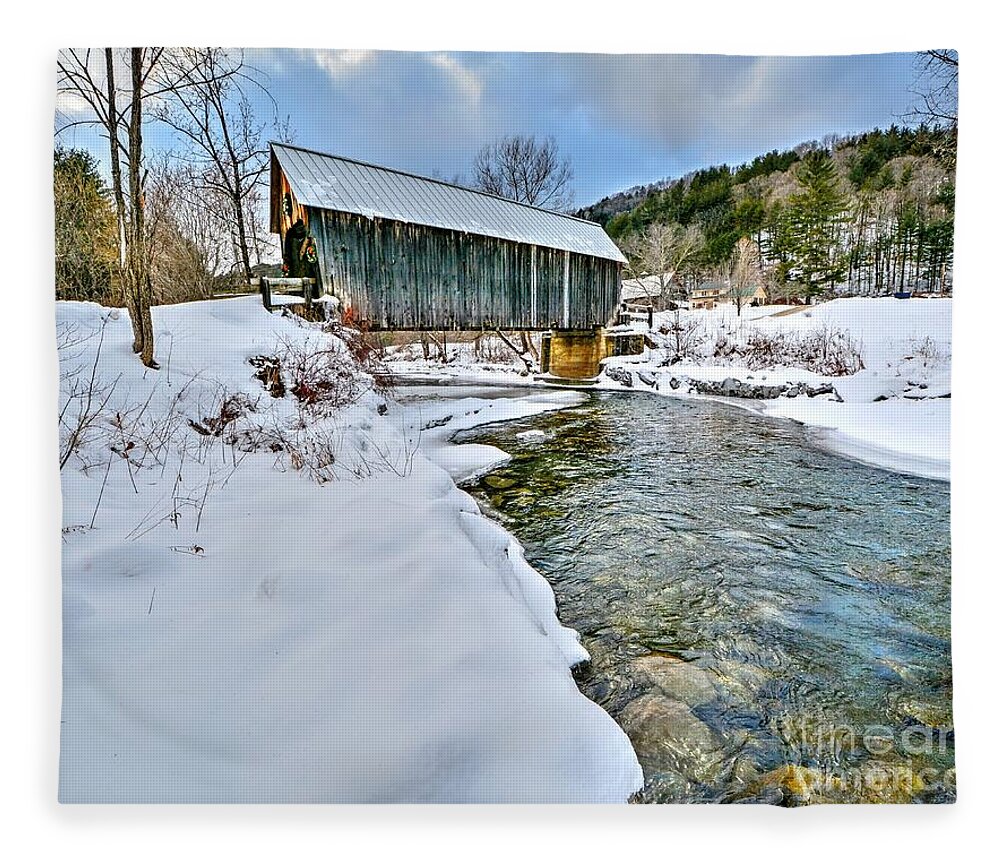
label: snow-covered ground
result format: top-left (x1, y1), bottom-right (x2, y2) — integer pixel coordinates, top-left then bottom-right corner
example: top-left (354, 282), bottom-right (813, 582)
top-left (387, 298), bottom-right (952, 481)
top-left (57, 298), bottom-right (641, 803)
top-left (57, 294), bottom-right (949, 801)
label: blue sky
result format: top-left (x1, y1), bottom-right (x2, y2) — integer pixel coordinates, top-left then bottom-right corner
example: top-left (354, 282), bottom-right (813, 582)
top-left (58, 49), bottom-right (921, 207)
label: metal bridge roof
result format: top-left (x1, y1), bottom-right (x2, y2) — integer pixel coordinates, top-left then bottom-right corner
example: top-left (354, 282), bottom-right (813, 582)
top-left (271, 143), bottom-right (626, 263)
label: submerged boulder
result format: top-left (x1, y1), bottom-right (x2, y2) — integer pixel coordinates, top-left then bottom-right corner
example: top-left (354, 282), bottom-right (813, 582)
top-left (738, 764), bottom-right (834, 806)
top-left (633, 654), bottom-right (718, 708)
top-left (738, 760), bottom-right (929, 806)
top-left (482, 474), bottom-right (517, 490)
top-left (619, 694), bottom-right (723, 782)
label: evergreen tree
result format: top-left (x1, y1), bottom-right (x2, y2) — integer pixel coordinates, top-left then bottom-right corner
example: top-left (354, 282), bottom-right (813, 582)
top-left (603, 125), bottom-right (954, 298)
top-left (54, 146), bottom-right (118, 303)
top-left (762, 201), bottom-right (796, 300)
top-left (785, 151), bottom-right (849, 300)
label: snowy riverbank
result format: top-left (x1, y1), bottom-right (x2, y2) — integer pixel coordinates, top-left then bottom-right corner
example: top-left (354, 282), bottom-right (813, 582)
top-left (57, 298), bottom-right (641, 803)
top-left (387, 297), bottom-right (951, 481)
top-left (613, 298), bottom-right (951, 481)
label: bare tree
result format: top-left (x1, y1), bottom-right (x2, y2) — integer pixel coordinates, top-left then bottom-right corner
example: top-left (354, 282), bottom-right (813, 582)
top-left (622, 223), bottom-right (704, 304)
top-left (658, 311), bottom-right (705, 364)
top-left (145, 158), bottom-right (233, 302)
top-left (57, 48), bottom-right (213, 367)
top-left (908, 50), bottom-right (958, 128)
top-left (722, 237), bottom-right (765, 317)
top-left (906, 49), bottom-right (958, 167)
top-left (431, 168), bottom-right (469, 187)
top-left (58, 49), bottom-right (150, 364)
top-left (153, 48), bottom-right (283, 287)
top-left (473, 135), bottom-right (574, 210)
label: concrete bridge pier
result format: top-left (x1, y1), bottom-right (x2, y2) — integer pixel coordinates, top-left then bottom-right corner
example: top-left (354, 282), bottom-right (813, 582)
top-left (540, 328), bottom-right (646, 381)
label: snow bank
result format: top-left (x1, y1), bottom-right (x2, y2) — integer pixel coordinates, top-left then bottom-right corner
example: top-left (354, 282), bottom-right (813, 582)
top-left (396, 387), bottom-right (585, 483)
top-left (383, 331), bottom-right (541, 387)
top-left (792, 399), bottom-right (950, 482)
top-left (57, 298), bottom-right (642, 803)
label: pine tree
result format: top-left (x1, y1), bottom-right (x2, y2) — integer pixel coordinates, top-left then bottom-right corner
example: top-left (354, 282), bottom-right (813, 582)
top-left (786, 151), bottom-right (849, 300)
top-left (603, 125), bottom-right (954, 298)
top-left (54, 146), bottom-right (118, 303)
top-left (761, 202), bottom-right (796, 301)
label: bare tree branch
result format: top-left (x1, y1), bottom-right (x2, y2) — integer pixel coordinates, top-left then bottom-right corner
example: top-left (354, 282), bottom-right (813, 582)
top-left (152, 48), bottom-right (281, 286)
top-left (622, 222), bottom-right (704, 306)
top-left (903, 49), bottom-right (958, 168)
top-left (472, 134), bottom-right (574, 211)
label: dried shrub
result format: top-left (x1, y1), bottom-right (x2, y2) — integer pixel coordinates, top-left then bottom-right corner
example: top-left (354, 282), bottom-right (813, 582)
top-left (656, 311), bottom-right (707, 364)
top-left (711, 325), bottom-right (864, 376)
top-left (284, 342), bottom-right (362, 412)
top-left (248, 355), bottom-right (285, 398)
top-left (229, 415), bottom-right (416, 484)
top-left (907, 335), bottom-right (948, 369)
top-left (189, 392), bottom-right (257, 437)
top-left (324, 319), bottom-right (394, 394)
top-left (59, 314), bottom-right (198, 474)
top-left (58, 316), bottom-right (119, 469)
top-left (251, 334), bottom-right (385, 422)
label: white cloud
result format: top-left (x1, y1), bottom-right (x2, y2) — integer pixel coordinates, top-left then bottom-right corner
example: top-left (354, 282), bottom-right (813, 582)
top-left (254, 50), bottom-right (917, 202)
top-left (427, 53), bottom-right (482, 104)
top-left (307, 49), bottom-right (375, 80)
top-left (55, 89), bottom-right (92, 118)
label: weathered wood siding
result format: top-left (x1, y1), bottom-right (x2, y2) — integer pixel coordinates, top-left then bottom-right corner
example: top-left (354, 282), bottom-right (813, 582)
top-left (307, 207), bottom-right (621, 331)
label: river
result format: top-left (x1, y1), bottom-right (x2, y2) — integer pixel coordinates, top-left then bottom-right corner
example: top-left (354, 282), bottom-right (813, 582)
top-left (449, 387), bottom-right (954, 804)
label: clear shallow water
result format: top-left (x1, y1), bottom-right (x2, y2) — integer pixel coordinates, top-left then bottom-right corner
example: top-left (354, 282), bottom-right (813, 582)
top-left (458, 392), bottom-right (954, 804)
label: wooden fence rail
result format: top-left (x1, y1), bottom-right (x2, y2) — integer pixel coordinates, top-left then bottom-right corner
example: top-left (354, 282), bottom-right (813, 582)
top-left (259, 277), bottom-right (318, 312)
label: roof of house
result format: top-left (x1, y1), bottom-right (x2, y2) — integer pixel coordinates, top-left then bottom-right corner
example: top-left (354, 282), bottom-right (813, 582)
top-left (271, 143), bottom-right (626, 263)
top-left (621, 273), bottom-right (673, 300)
top-left (691, 281), bottom-right (728, 295)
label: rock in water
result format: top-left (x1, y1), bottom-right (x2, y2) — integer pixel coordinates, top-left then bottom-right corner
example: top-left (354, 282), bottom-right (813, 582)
top-left (633, 654), bottom-right (718, 708)
top-left (739, 761), bottom-right (927, 805)
top-left (482, 474), bottom-right (517, 490)
top-left (740, 765), bottom-right (833, 806)
top-left (805, 382), bottom-right (837, 398)
top-left (619, 695), bottom-right (722, 782)
top-left (720, 377), bottom-right (743, 396)
top-left (515, 429), bottom-right (547, 443)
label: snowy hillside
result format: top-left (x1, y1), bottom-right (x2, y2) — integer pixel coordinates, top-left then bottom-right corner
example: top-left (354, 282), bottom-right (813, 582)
top-left (57, 298), bottom-right (642, 803)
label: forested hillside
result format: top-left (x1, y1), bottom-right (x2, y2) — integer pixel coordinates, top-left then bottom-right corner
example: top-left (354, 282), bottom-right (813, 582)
top-left (580, 125), bottom-right (956, 300)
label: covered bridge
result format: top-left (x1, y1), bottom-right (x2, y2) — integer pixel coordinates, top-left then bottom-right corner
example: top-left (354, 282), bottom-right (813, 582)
top-left (269, 143), bottom-right (626, 332)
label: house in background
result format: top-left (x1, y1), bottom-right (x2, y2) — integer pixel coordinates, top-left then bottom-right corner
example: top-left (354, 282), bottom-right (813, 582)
top-left (620, 272), bottom-right (675, 312)
top-left (690, 279), bottom-right (767, 310)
